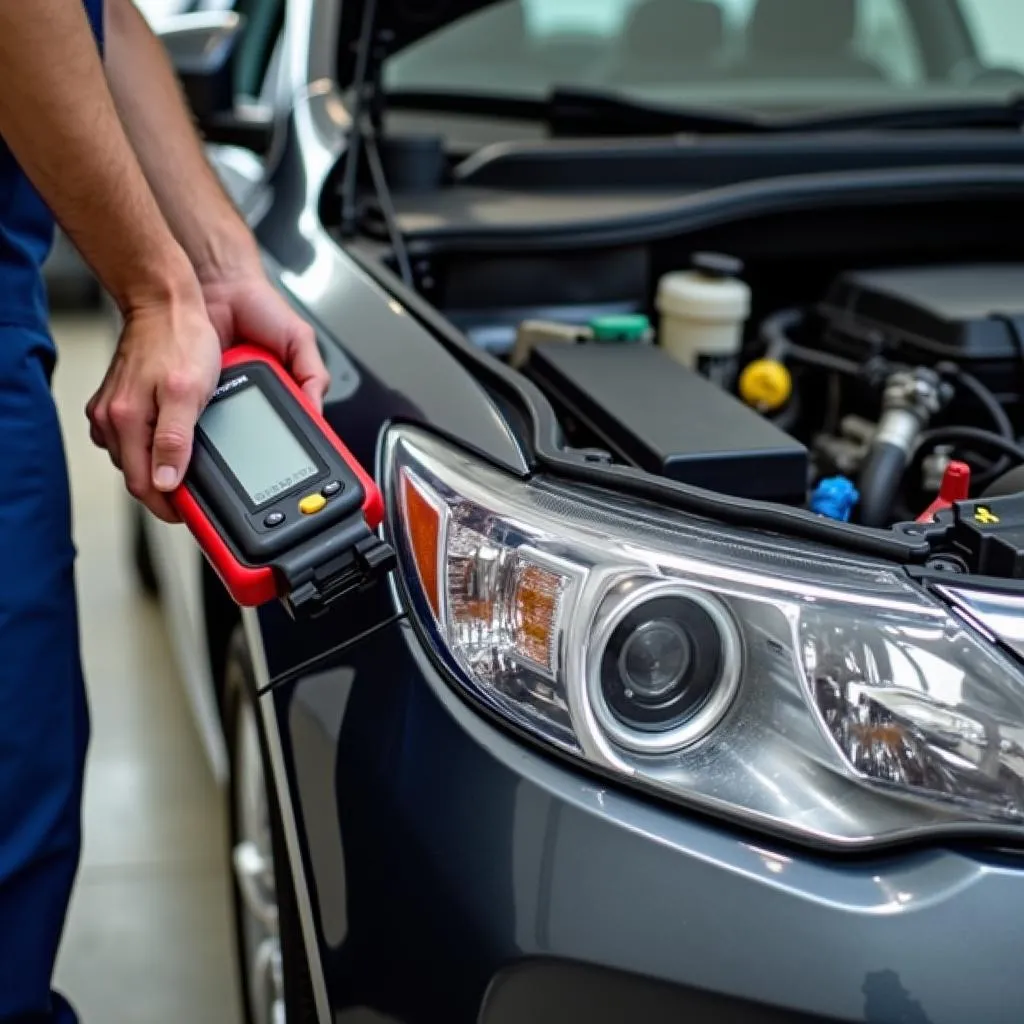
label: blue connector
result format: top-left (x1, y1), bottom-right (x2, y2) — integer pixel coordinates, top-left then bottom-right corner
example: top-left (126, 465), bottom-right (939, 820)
top-left (810, 476), bottom-right (859, 522)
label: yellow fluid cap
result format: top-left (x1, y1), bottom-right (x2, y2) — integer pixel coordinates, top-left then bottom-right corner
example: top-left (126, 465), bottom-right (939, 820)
top-left (739, 359), bottom-right (792, 411)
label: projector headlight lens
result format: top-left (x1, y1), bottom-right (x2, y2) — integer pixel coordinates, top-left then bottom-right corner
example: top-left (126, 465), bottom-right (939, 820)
top-left (591, 584), bottom-right (741, 753)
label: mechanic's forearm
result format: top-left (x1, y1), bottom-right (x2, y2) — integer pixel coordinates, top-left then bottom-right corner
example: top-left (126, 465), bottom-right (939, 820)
top-left (0, 0), bottom-right (197, 312)
top-left (104, 0), bottom-right (259, 282)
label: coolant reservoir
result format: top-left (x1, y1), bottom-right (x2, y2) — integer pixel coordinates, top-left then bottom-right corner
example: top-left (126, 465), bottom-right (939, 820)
top-left (656, 253), bottom-right (751, 386)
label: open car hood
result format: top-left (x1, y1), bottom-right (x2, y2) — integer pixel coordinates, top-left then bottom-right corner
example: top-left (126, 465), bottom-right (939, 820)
top-left (336, 0), bottom-right (504, 90)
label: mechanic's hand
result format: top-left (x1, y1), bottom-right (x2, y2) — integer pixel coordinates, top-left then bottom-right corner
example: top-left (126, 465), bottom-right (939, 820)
top-left (199, 266), bottom-right (330, 410)
top-left (87, 289), bottom-right (223, 523)
top-left (89, 250), bottom-right (328, 523)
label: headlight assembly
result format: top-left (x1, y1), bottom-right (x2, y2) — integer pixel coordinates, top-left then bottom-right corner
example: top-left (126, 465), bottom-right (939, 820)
top-left (383, 425), bottom-right (1024, 849)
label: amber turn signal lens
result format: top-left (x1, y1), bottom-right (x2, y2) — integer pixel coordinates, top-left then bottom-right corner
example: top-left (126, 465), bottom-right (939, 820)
top-left (400, 469), bottom-right (442, 617)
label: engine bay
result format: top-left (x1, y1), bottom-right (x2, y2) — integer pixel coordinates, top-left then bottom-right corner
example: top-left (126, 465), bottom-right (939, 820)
top-left (491, 255), bottom-right (1024, 579)
top-left (327, 122), bottom-right (1024, 578)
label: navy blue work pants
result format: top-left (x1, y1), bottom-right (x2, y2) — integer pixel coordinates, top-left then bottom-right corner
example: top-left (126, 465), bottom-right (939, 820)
top-left (0, 327), bottom-right (88, 1022)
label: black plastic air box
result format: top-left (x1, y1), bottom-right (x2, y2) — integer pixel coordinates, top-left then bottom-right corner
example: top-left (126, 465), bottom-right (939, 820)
top-left (818, 265), bottom-right (1024, 397)
top-left (527, 343), bottom-right (807, 503)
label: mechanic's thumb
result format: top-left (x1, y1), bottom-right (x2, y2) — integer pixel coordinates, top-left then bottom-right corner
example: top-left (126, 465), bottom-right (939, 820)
top-left (152, 400), bottom-right (197, 492)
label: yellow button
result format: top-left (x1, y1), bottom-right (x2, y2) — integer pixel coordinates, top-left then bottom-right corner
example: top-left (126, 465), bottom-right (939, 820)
top-left (299, 493), bottom-right (327, 516)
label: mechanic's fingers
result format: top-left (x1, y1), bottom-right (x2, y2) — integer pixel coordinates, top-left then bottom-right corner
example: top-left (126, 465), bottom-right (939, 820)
top-left (300, 377), bottom-right (329, 409)
top-left (91, 396), bottom-right (125, 470)
top-left (86, 353), bottom-right (122, 447)
top-left (109, 395), bottom-right (155, 504)
top-left (142, 491), bottom-right (181, 525)
top-left (286, 323), bottom-right (330, 410)
top-left (103, 392), bottom-right (182, 524)
top-left (89, 418), bottom-right (106, 452)
top-left (87, 390), bottom-right (111, 448)
top-left (151, 374), bottom-right (206, 492)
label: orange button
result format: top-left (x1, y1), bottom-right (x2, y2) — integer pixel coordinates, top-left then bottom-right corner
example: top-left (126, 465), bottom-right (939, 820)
top-left (299, 493), bottom-right (327, 515)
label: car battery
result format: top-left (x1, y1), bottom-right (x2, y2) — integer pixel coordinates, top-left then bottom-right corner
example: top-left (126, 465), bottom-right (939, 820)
top-left (526, 343), bottom-right (808, 503)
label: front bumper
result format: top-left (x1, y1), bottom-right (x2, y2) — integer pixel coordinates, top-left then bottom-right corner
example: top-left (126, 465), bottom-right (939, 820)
top-left (278, 616), bottom-right (1024, 1024)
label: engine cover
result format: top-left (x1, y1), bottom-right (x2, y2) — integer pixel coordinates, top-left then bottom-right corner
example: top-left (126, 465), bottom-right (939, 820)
top-left (818, 265), bottom-right (1024, 398)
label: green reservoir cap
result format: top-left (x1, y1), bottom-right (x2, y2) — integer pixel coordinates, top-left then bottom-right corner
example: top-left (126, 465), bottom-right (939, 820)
top-left (588, 314), bottom-right (651, 342)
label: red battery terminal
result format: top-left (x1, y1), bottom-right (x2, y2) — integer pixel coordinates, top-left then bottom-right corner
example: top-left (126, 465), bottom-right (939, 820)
top-left (917, 460), bottom-right (971, 524)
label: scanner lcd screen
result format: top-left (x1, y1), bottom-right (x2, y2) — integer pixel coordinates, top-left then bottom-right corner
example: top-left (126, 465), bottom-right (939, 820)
top-left (200, 385), bottom-right (318, 506)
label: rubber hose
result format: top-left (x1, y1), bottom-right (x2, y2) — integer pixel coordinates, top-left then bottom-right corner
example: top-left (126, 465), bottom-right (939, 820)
top-left (946, 368), bottom-right (1014, 482)
top-left (858, 442), bottom-right (908, 528)
top-left (951, 369), bottom-right (1014, 439)
top-left (917, 426), bottom-right (1024, 466)
top-left (759, 309), bottom-right (863, 377)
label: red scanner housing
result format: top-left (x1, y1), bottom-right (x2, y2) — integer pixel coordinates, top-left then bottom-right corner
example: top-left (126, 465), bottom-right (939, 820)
top-left (171, 345), bottom-right (389, 611)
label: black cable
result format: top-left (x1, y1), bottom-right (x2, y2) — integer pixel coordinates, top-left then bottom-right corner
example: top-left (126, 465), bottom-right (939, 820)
top-left (758, 308), bottom-right (864, 378)
top-left (784, 340), bottom-right (864, 378)
top-left (339, 0), bottom-right (378, 237)
top-left (257, 610), bottom-right (407, 696)
top-left (935, 364), bottom-right (1013, 484)
top-left (947, 367), bottom-right (1014, 440)
top-left (991, 313), bottom-right (1024, 407)
top-left (364, 130), bottom-right (415, 288)
top-left (915, 426), bottom-right (1024, 467)
top-left (334, 0), bottom-right (413, 286)
top-left (989, 314), bottom-right (1024, 485)
top-left (758, 307), bottom-right (803, 358)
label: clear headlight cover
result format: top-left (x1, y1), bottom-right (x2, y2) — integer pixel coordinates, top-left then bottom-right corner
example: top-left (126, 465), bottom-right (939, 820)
top-left (383, 426), bottom-right (1024, 848)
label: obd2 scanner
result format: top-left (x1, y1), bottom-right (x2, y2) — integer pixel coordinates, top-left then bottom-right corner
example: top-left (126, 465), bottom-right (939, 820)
top-left (171, 345), bottom-right (394, 618)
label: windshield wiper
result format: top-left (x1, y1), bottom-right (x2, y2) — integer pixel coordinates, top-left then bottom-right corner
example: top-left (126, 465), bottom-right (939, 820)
top-left (547, 86), bottom-right (769, 136)
top-left (383, 86), bottom-right (769, 135)
top-left (387, 85), bottom-right (1024, 137)
top-left (549, 87), bottom-right (1024, 136)
top-left (787, 97), bottom-right (1024, 132)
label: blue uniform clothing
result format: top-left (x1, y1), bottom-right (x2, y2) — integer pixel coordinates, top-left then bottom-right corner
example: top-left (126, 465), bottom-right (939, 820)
top-left (0, 0), bottom-right (103, 339)
top-left (0, 1), bottom-right (103, 1019)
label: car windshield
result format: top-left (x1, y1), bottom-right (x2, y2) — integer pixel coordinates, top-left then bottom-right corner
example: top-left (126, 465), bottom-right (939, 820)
top-left (383, 0), bottom-right (1024, 115)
